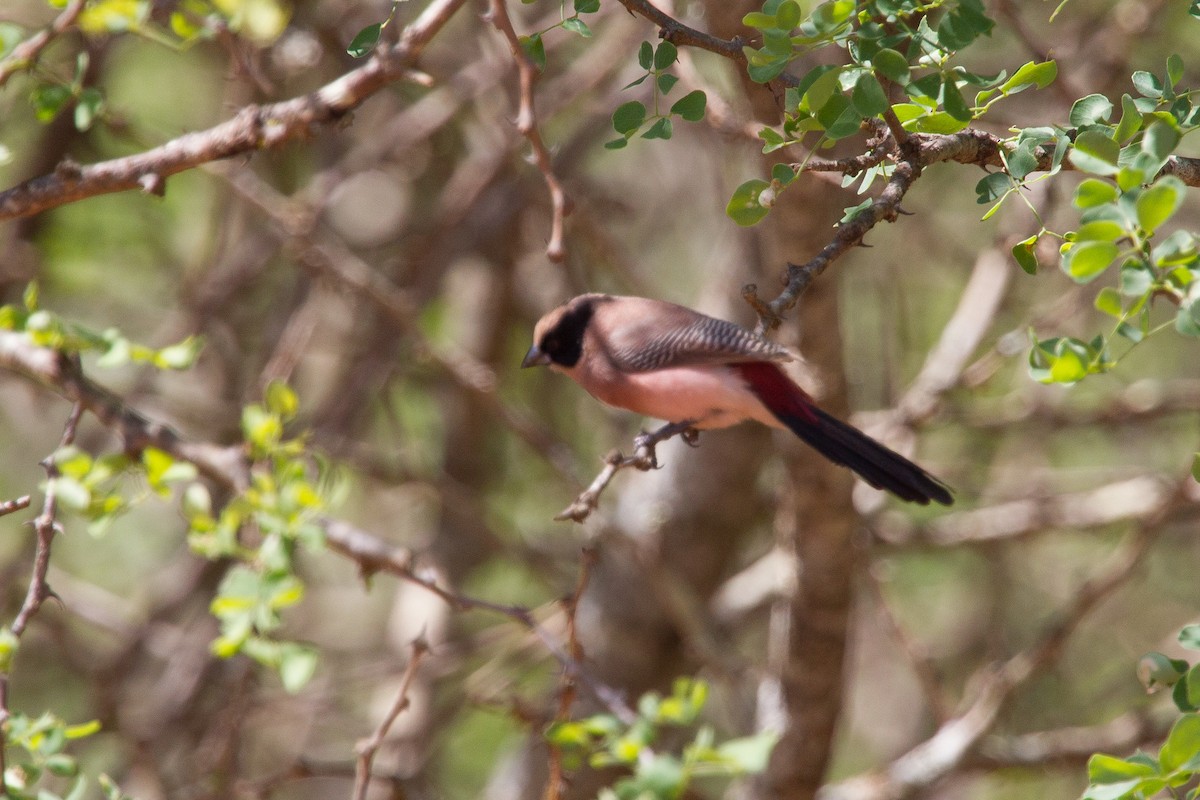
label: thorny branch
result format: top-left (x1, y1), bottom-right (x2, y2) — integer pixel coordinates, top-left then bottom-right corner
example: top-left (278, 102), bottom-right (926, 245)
top-left (555, 420), bottom-right (699, 523)
top-left (0, 402), bottom-right (84, 786)
top-left (351, 637), bottom-right (430, 800)
top-left (486, 0), bottom-right (572, 262)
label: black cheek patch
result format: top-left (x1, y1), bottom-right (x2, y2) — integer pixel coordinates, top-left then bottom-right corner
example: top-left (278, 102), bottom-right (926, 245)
top-left (539, 300), bottom-right (596, 367)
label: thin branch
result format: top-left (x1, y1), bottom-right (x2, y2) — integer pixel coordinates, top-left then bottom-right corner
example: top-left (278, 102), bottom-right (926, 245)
top-left (0, 495), bottom-right (32, 518)
top-left (820, 476), bottom-right (1186, 800)
top-left (486, 0), bottom-right (572, 262)
top-left (544, 547), bottom-right (597, 800)
top-left (746, 155), bottom-right (922, 333)
top-left (0, 403), bottom-right (84, 786)
top-left (0, 0), bottom-right (87, 88)
top-left (10, 403), bottom-right (83, 637)
top-left (0, 0), bottom-right (469, 220)
top-left (352, 637), bottom-right (430, 800)
top-left (555, 420), bottom-right (699, 522)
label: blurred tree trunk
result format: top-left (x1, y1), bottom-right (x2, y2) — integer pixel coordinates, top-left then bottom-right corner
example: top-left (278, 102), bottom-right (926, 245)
top-left (702, 3), bottom-right (861, 798)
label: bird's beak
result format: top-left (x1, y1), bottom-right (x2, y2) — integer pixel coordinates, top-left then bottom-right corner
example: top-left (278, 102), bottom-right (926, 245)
top-left (521, 345), bottom-right (551, 368)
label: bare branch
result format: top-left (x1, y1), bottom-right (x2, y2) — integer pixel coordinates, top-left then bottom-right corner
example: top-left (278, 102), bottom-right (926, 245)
top-left (555, 420), bottom-right (699, 522)
top-left (0, 0), bottom-right (87, 88)
top-left (0, 0), bottom-right (469, 220)
top-left (352, 637), bottom-right (430, 800)
top-left (486, 0), bottom-right (572, 262)
top-left (0, 495), bottom-right (32, 518)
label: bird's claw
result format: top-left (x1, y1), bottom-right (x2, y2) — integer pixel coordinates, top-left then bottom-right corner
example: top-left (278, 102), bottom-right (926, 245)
top-left (681, 428), bottom-right (700, 447)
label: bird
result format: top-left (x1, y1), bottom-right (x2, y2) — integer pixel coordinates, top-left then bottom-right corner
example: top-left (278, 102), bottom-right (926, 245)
top-left (522, 293), bottom-right (953, 506)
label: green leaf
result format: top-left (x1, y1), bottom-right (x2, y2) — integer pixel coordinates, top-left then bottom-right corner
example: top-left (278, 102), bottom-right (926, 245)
top-left (603, 138), bottom-right (628, 150)
top-left (641, 117), bottom-right (672, 139)
top-left (1132, 70), bottom-right (1163, 98)
top-left (154, 336), bottom-right (203, 369)
top-left (1075, 220), bottom-right (1126, 243)
top-left (1113, 94), bottom-right (1142, 143)
top-left (1070, 93), bottom-right (1114, 127)
top-left (1143, 120), bottom-right (1181, 163)
top-left (872, 48), bottom-right (910, 83)
top-left (31, 84), bottom-right (72, 123)
top-left (718, 733), bottom-right (779, 772)
top-left (852, 72), bottom-right (888, 116)
top-left (818, 95), bottom-right (863, 139)
top-left (1063, 241), bottom-right (1119, 283)
top-left (1167, 53), bottom-right (1184, 87)
top-left (265, 380), bottom-right (299, 420)
top-left (612, 101), bottom-right (646, 135)
top-left (1087, 752), bottom-right (1159, 784)
top-left (975, 172), bottom-right (1014, 204)
top-left (1012, 236), bottom-right (1039, 274)
top-left (653, 41), bottom-right (677, 70)
top-left (1137, 176), bottom-right (1185, 234)
top-left (771, 162), bottom-right (796, 186)
top-left (1138, 651), bottom-right (1189, 691)
top-left (669, 90), bottom-right (706, 121)
top-left (279, 644), bottom-right (319, 693)
top-left (1070, 130), bottom-right (1120, 175)
top-left (1154, 230), bottom-right (1198, 267)
top-left (1074, 178), bottom-right (1118, 209)
top-left (727, 179), bottom-right (771, 226)
top-left (1161, 714), bottom-right (1200, 772)
top-left (562, 17), bottom-right (591, 37)
top-left (74, 87), bottom-right (104, 131)
top-left (942, 80), bottom-right (971, 121)
top-left (776, 0), bottom-right (801, 28)
top-left (520, 33), bottom-right (546, 70)
top-left (910, 111), bottom-right (968, 134)
top-left (345, 23), bottom-right (381, 58)
top-left (637, 41), bottom-right (653, 70)
top-left (574, 0), bottom-right (600, 12)
top-left (998, 59), bottom-right (1057, 94)
top-left (1095, 287), bottom-right (1123, 317)
top-left (656, 73), bottom-right (678, 94)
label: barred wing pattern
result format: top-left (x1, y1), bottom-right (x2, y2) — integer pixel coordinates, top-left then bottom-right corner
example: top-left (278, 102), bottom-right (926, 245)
top-left (604, 300), bottom-right (793, 373)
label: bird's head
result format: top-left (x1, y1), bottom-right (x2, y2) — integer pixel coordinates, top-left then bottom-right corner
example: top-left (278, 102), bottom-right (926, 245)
top-left (522, 294), bottom-right (610, 369)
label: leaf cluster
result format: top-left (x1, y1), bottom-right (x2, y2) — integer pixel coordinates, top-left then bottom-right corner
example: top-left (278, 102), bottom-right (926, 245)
top-left (545, 678), bottom-right (777, 800)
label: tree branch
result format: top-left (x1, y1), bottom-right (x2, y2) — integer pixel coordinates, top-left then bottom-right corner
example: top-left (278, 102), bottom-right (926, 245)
top-left (0, 0), bottom-right (469, 220)
top-left (485, 0), bottom-right (572, 262)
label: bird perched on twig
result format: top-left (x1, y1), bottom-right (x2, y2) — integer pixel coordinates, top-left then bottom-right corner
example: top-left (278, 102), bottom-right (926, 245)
top-left (522, 293), bottom-right (952, 506)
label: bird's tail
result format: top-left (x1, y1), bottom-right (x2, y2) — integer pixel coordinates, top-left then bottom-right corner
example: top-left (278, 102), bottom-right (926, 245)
top-left (735, 363), bottom-right (953, 506)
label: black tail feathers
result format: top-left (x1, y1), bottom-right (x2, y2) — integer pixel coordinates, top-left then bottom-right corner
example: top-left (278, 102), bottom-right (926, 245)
top-left (778, 406), bottom-right (953, 506)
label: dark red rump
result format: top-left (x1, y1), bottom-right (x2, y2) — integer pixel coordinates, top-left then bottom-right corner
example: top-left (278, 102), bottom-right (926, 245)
top-left (735, 362), bottom-right (953, 506)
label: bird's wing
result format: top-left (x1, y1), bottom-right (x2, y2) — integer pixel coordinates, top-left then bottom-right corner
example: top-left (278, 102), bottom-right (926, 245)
top-left (599, 298), bottom-right (794, 372)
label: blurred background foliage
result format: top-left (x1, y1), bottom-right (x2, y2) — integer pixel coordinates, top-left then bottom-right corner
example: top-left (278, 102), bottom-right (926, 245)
top-left (1, 0), bottom-right (1200, 799)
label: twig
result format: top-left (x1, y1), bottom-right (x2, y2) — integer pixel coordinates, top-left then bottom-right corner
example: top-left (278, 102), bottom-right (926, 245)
top-left (11, 403), bottom-right (83, 637)
top-left (0, 495), bottom-right (32, 518)
top-left (352, 637), bottom-right (430, 800)
top-left (555, 420), bottom-right (699, 522)
top-left (0, 0), bottom-right (87, 88)
top-left (745, 155), bottom-right (922, 333)
top-left (544, 546), bottom-right (598, 800)
top-left (0, 403), bottom-right (84, 787)
top-left (0, 0), bottom-right (469, 219)
top-left (485, 0), bottom-right (572, 262)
